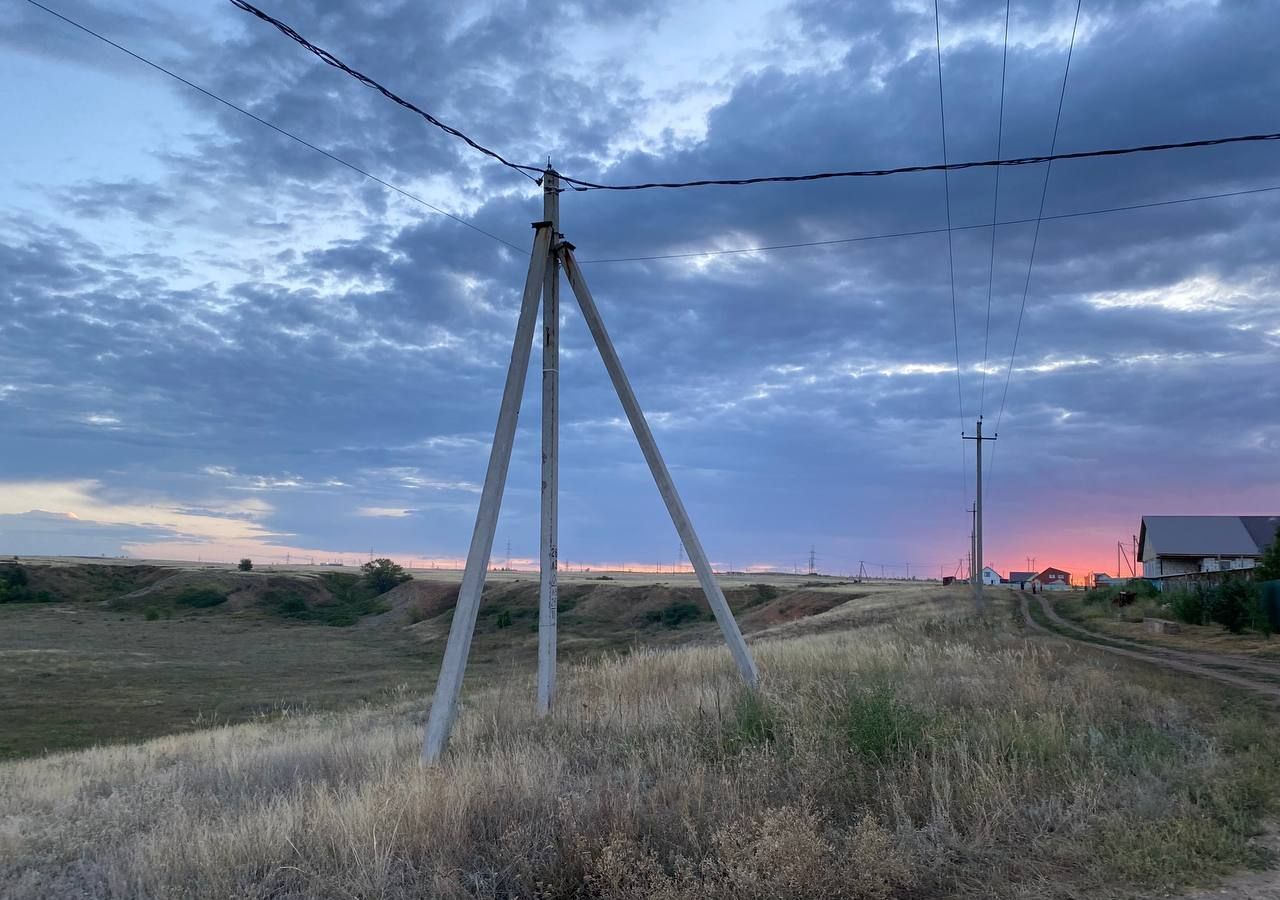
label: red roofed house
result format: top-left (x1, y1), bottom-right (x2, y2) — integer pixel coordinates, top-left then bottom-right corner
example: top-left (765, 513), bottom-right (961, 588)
top-left (1031, 567), bottom-right (1071, 591)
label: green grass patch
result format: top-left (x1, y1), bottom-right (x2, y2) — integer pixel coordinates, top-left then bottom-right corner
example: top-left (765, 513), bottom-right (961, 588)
top-left (722, 688), bottom-right (777, 754)
top-left (840, 683), bottom-right (928, 763)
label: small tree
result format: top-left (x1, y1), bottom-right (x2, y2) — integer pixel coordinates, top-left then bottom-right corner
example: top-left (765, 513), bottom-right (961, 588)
top-left (362, 558), bottom-right (411, 594)
top-left (238, 558), bottom-right (253, 572)
top-left (1256, 531), bottom-right (1280, 581)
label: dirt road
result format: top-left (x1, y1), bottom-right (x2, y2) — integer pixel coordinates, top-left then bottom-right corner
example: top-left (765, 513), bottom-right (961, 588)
top-left (1020, 592), bottom-right (1280, 704)
top-left (1020, 592), bottom-right (1280, 899)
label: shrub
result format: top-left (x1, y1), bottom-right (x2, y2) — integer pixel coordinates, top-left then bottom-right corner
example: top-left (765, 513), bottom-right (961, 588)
top-left (495, 609), bottom-right (513, 629)
top-left (1084, 585), bottom-right (1116, 606)
top-left (264, 589), bottom-right (309, 618)
top-left (238, 558), bottom-right (253, 572)
top-left (1205, 579), bottom-right (1255, 634)
top-left (361, 558), bottom-right (411, 595)
top-left (1256, 531), bottom-right (1280, 581)
top-left (2, 564), bottom-right (28, 589)
top-left (644, 601), bottom-right (709, 628)
top-left (0, 565), bottom-right (34, 603)
top-left (175, 587), bottom-right (228, 608)
top-left (267, 576), bottom-right (388, 627)
top-left (1123, 578), bottom-right (1160, 599)
top-left (751, 583), bottom-right (779, 603)
top-left (144, 607), bottom-right (160, 621)
top-left (1169, 586), bottom-right (1208, 625)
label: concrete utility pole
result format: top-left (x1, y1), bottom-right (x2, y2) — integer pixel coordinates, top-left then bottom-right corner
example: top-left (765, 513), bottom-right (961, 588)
top-left (421, 190), bottom-right (759, 763)
top-left (967, 503), bottom-right (976, 582)
top-left (422, 222), bottom-right (553, 764)
top-left (538, 169), bottom-right (560, 715)
top-left (963, 417), bottom-right (996, 613)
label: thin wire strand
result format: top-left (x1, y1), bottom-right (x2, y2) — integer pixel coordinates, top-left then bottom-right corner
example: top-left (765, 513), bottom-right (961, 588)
top-left (557, 132), bottom-right (1280, 191)
top-left (226, 0), bottom-right (1280, 193)
top-left (934, 0), bottom-right (969, 513)
top-left (23, 0), bottom-right (526, 253)
top-left (979, 0), bottom-right (1011, 418)
top-left (228, 0), bottom-right (542, 182)
top-left (988, 0), bottom-right (1085, 486)
top-left (575, 184), bottom-right (1280, 264)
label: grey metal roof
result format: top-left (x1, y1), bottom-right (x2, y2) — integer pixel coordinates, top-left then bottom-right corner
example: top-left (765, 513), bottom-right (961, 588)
top-left (1008, 571), bottom-right (1035, 581)
top-left (1139, 515), bottom-right (1280, 558)
top-left (1241, 516), bottom-right (1280, 553)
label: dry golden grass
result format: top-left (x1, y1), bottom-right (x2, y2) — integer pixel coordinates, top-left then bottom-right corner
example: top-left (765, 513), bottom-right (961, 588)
top-left (2, 588), bottom-right (1276, 899)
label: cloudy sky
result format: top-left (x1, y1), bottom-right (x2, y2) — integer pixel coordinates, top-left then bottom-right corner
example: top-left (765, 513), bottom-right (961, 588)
top-left (2, 0), bottom-right (1277, 578)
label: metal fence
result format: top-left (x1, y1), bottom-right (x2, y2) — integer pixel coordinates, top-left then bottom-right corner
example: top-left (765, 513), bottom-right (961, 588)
top-left (1149, 569), bottom-right (1258, 594)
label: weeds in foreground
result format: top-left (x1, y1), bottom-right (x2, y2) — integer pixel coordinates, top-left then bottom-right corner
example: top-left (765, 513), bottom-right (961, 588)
top-left (2, 605), bottom-right (1277, 899)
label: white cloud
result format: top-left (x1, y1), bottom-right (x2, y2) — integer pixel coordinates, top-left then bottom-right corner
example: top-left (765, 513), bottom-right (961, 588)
top-left (356, 507), bottom-right (415, 518)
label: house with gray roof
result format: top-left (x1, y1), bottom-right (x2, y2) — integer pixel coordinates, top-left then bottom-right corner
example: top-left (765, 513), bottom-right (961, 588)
top-left (1138, 515), bottom-right (1280, 577)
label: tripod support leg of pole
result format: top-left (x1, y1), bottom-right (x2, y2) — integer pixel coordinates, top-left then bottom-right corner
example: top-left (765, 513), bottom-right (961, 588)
top-left (422, 222), bottom-right (553, 764)
top-left (560, 245), bottom-right (759, 688)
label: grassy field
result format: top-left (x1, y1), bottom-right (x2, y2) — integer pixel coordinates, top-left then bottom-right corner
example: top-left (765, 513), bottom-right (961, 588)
top-left (0, 603), bottom-right (439, 760)
top-left (0, 564), bottom-right (868, 759)
top-left (3, 585), bottom-right (1277, 898)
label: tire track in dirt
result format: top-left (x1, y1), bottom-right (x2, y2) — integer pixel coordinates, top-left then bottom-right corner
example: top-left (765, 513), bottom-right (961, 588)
top-left (1037, 596), bottom-right (1280, 681)
top-left (1019, 592), bottom-right (1280, 705)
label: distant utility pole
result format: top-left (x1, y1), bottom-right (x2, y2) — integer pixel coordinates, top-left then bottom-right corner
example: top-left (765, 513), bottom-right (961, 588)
top-left (807, 546), bottom-right (817, 576)
top-left (967, 502), bottom-right (976, 582)
top-left (505, 538), bottom-right (512, 572)
top-left (963, 417), bottom-right (996, 614)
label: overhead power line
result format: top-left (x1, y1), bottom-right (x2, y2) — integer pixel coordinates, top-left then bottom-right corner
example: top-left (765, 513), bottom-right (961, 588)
top-left (989, 0), bottom-right (1084, 483)
top-left (228, 0), bottom-right (542, 183)
top-left (227, 0), bottom-right (1280, 194)
top-left (978, 0), bottom-right (1011, 418)
top-left (23, 0), bottom-right (524, 253)
top-left (932, 0), bottom-right (968, 513)
top-left (558, 132), bottom-right (1280, 192)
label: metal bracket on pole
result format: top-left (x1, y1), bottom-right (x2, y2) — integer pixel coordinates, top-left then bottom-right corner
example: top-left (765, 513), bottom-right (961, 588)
top-left (559, 245), bottom-right (759, 687)
top-left (422, 221), bottom-right (553, 764)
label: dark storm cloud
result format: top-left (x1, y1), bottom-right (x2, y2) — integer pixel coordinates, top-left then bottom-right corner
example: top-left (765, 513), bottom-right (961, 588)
top-left (3, 0), bottom-right (1278, 568)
